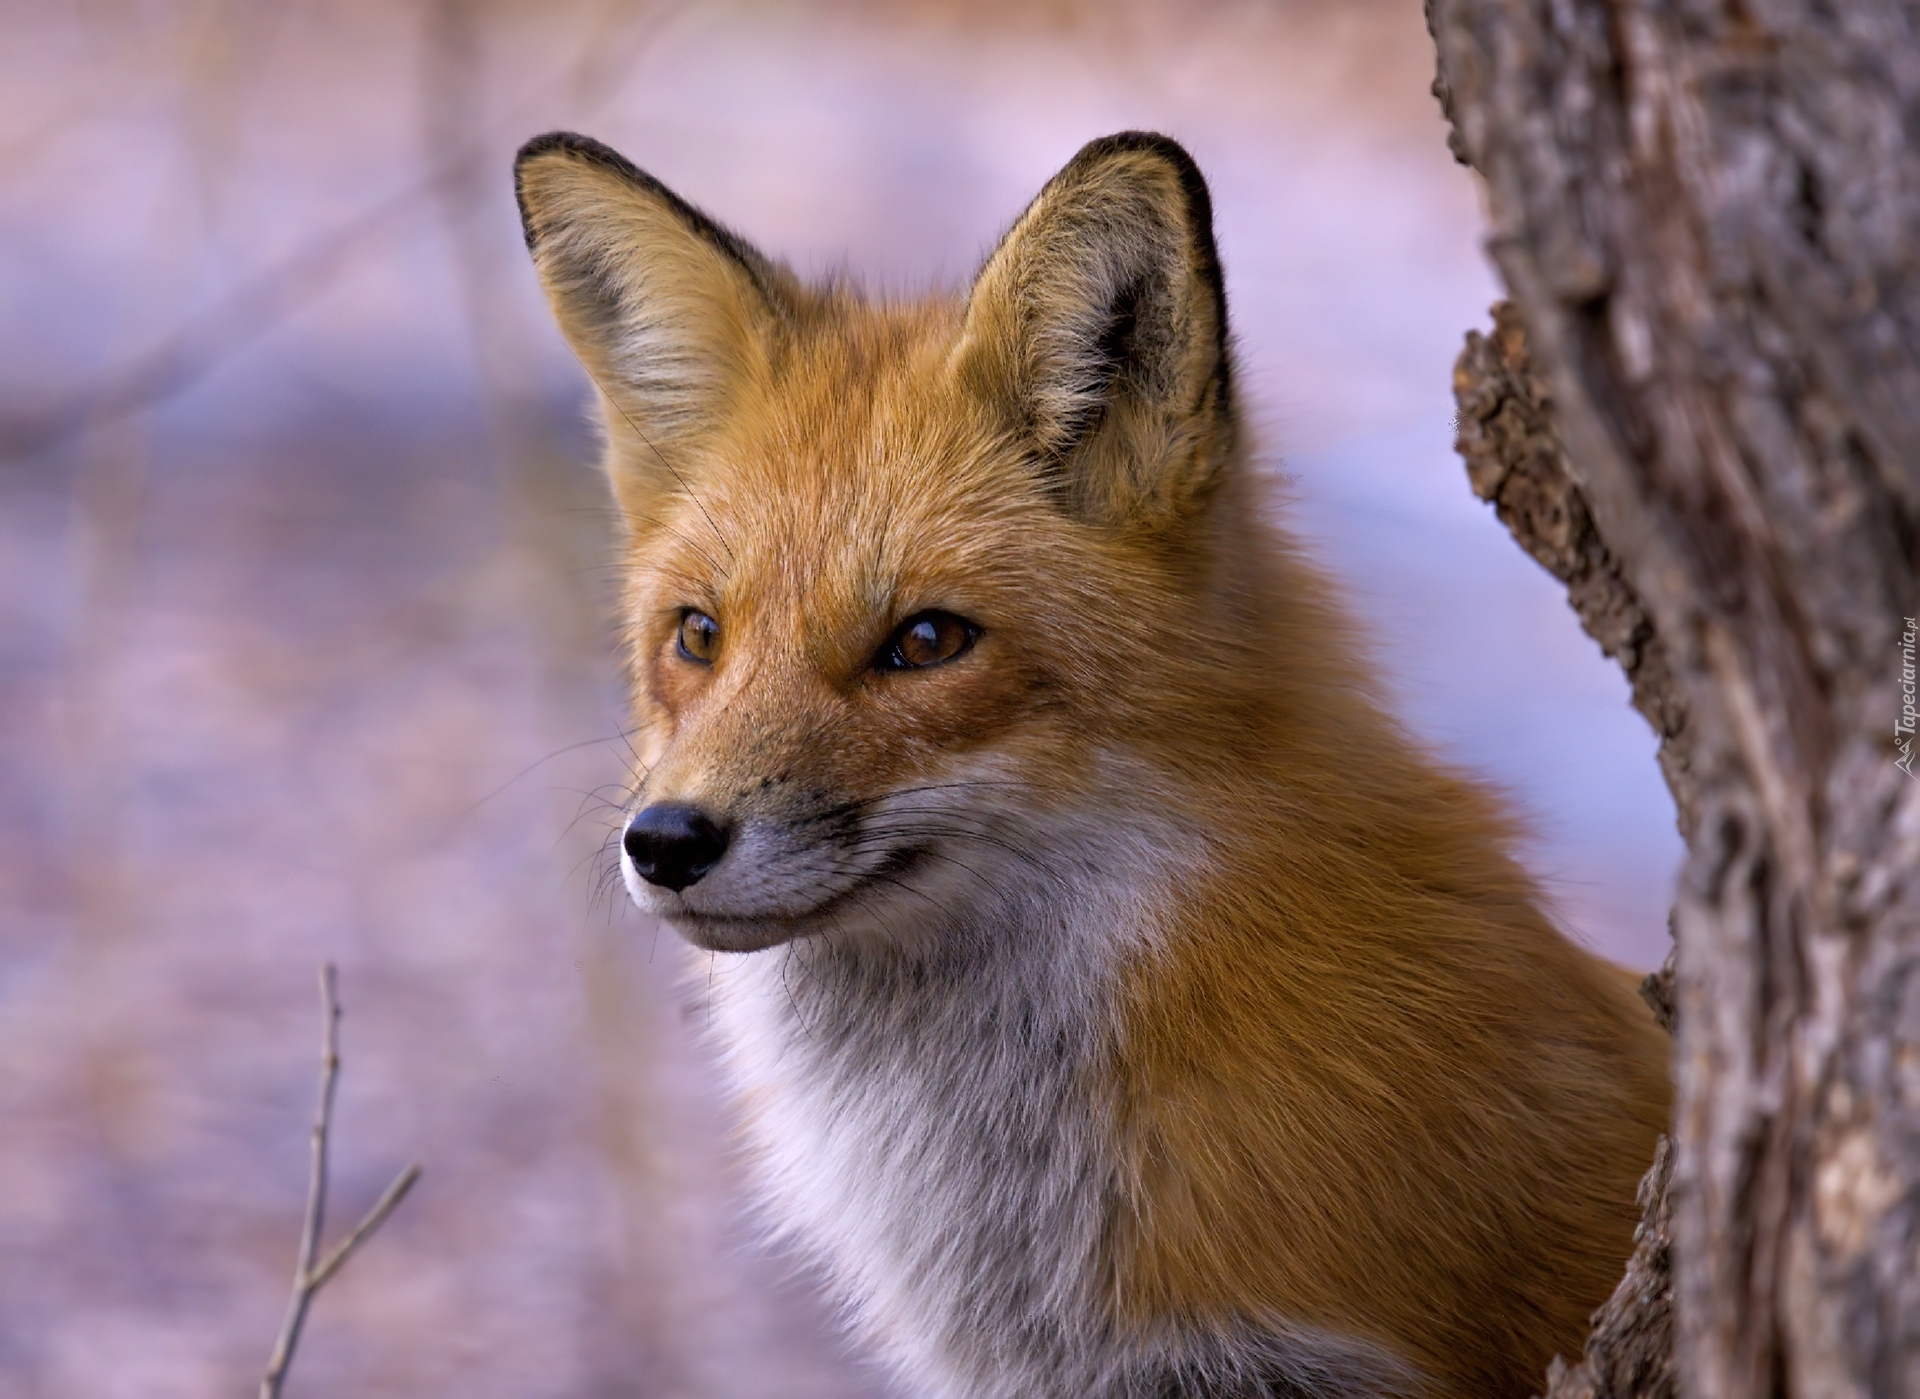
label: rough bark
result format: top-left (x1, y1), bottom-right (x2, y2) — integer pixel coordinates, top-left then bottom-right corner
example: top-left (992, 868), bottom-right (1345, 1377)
top-left (1454, 301), bottom-right (1696, 845)
top-left (1430, 2), bottom-right (1920, 1396)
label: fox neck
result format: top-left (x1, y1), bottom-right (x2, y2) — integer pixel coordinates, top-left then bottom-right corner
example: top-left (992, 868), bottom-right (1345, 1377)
top-left (696, 799), bottom-right (1412, 1399)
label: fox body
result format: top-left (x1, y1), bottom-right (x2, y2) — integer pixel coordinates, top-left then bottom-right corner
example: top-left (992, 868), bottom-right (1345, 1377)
top-left (514, 131), bottom-right (1670, 1398)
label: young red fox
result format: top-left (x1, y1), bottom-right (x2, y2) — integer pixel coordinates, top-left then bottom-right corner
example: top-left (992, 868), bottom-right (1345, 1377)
top-left (514, 130), bottom-right (1670, 1398)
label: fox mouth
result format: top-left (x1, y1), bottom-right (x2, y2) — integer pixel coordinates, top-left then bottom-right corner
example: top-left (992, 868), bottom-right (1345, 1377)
top-left (659, 844), bottom-right (935, 953)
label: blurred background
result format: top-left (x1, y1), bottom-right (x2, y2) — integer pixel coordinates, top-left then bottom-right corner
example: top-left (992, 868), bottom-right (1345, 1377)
top-left (0, 2), bottom-right (1682, 1395)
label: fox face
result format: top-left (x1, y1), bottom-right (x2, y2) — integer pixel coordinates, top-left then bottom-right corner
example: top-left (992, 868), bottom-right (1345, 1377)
top-left (607, 377), bottom-right (1085, 955)
top-left (516, 133), bottom-right (1241, 956)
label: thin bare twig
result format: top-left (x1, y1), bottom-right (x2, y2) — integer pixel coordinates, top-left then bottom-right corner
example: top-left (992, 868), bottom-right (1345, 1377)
top-left (309, 1161), bottom-right (423, 1291)
top-left (260, 964), bottom-right (422, 1399)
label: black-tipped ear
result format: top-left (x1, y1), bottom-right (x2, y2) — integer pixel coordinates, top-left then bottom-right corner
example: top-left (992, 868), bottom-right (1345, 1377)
top-left (954, 132), bottom-right (1234, 527)
top-left (514, 133), bottom-right (798, 499)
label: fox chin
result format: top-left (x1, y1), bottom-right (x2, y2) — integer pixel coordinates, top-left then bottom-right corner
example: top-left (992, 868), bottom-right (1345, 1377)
top-left (518, 127), bottom-right (1671, 1399)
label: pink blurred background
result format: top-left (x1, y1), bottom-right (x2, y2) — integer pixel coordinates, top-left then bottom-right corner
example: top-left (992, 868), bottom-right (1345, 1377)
top-left (0, 3), bottom-right (1680, 1395)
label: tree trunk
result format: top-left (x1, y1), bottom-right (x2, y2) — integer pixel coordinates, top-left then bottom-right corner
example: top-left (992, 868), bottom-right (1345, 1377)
top-left (1427, 3), bottom-right (1920, 1396)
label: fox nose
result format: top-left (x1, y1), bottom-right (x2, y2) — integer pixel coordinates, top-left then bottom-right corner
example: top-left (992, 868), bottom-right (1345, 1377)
top-left (623, 803), bottom-right (731, 892)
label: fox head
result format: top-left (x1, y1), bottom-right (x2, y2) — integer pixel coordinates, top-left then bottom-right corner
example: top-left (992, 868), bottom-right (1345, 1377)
top-left (516, 131), bottom-right (1268, 955)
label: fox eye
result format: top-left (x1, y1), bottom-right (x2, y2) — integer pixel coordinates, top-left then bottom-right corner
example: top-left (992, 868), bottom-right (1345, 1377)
top-left (676, 610), bottom-right (719, 665)
top-left (877, 611), bottom-right (978, 672)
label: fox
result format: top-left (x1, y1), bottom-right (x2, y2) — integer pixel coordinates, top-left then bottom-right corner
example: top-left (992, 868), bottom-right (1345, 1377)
top-left (512, 129), bottom-right (1671, 1399)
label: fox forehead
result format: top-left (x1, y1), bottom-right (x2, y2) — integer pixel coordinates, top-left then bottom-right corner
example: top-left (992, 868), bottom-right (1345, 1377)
top-left (621, 302), bottom-right (1075, 635)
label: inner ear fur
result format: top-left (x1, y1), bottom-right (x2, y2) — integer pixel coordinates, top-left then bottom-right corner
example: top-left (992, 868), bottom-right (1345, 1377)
top-left (514, 132), bottom-right (796, 502)
top-left (955, 132), bottom-right (1235, 528)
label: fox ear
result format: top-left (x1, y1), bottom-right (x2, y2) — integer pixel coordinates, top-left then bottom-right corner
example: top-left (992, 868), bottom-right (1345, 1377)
top-left (956, 132), bottom-right (1234, 528)
top-left (514, 132), bottom-right (795, 498)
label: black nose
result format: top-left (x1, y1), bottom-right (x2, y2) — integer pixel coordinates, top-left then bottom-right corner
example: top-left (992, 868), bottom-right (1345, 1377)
top-left (623, 803), bottom-right (730, 892)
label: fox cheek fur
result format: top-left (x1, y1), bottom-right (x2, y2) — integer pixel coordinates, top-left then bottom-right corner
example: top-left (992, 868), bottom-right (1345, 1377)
top-left (515, 129), bottom-right (1672, 1398)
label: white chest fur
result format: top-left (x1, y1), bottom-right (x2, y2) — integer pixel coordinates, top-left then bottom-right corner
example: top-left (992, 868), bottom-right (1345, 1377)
top-left (703, 899), bottom-right (1124, 1398)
